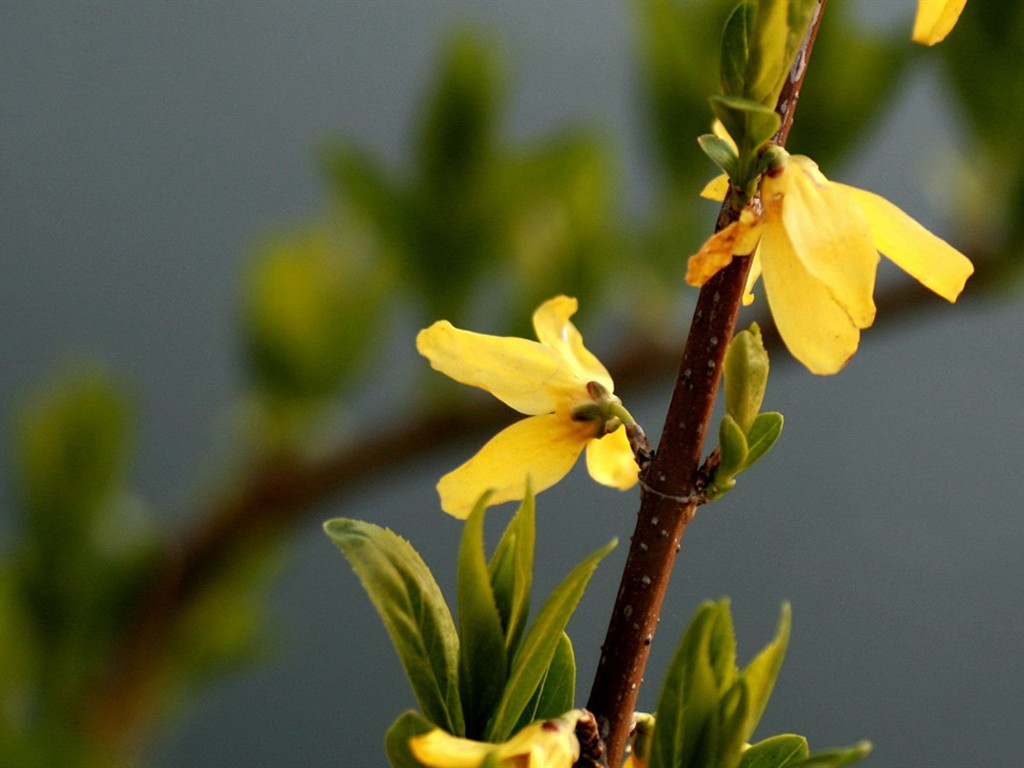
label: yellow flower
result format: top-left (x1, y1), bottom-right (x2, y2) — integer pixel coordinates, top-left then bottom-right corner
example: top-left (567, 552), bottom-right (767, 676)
top-left (417, 295), bottom-right (639, 518)
top-left (687, 154), bottom-right (973, 375)
top-left (409, 712), bottom-right (581, 768)
top-left (912, 0), bottom-right (967, 46)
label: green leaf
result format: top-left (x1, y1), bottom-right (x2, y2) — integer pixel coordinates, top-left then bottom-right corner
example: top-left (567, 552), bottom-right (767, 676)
top-left (487, 538), bottom-right (616, 742)
top-left (14, 367), bottom-right (140, 680)
top-left (650, 601), bottom-right (733, 768)
top-left (458, 500), bottom-right (508, 738)
top-left (243, 222), bottom-right (387, 405)
top-left (488, 490), bottom-right (535, 658)
top-left (511, 631), bottom-right (576, 735)
top-left (706, 600), bottom-right (738, 690)
top-left (743, 0), bottom-right (815, 108)
top-left (741, 603), bottom-right (791, 743)
top-left (745, 412), bottom-right (784, 468)
top-left (487, 527), bottom-right (516, 643)
top-left (320, 143), bottom-right (401, 231)
top-left (324, 519), bottom-right (463, 735)
top-left (742, 0), bottom-right (788, 106)
top-left (714, 678), bottom-right (751, 768)
top-left (788, 742), bottom-right (872, 768)
top-left (724, 323), bottom-right (770, 434)
top-left (384, 710), bottom-right (437, 768)
top-left (721, 1), bottom-right (756, 98)
top-left (711, 95), bottom-right (780, 157)
top-left (739, 734), bottom-right (809, 768)
top-left (416, 29), bottom-right (500, 192)
top-left (709, 95), bottom-right (780, 197)
top-left (697, 133), bottom-right (740, 179)
top-left (718, 414), bottom-right (750, 481)
top-left (18, 368), bottom-right (130, 532)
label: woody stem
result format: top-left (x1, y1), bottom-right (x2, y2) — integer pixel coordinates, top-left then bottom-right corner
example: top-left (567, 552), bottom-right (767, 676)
top-left (584, 2), bottom-right (827, 765)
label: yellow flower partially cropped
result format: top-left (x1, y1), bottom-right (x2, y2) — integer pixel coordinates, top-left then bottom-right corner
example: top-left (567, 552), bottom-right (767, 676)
top-left (688, 154), bottom-right (973, 375)
top-left (409, 712), bottom-right (581, 768)
top-left (912, 0), bottom-right (967, 46)
top-left (417, 296), bottom-right (639, 518)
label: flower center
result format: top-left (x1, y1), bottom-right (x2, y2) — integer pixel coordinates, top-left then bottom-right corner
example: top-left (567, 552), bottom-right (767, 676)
top-left (571, 381), bottom-right (630, 438)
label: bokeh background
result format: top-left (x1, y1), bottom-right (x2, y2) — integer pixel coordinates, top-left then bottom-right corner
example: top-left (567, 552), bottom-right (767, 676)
top-left (2, 2), bottom-right (1022, 767)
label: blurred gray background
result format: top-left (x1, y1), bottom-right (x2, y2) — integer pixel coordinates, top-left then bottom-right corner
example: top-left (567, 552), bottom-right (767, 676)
top-left (2, 1), bottom-right (1021, 767)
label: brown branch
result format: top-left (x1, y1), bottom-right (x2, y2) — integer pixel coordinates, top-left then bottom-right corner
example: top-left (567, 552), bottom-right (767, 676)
top-left (584, 3), bottom-right (828, 764)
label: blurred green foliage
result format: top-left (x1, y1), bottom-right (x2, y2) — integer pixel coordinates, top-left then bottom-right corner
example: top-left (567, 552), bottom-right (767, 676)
top-left (2, 2), bottom-right (1022, 765)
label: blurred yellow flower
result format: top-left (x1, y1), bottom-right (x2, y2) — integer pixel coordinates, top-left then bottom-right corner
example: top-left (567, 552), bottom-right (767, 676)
top-left (409, 712), bottom-right (581, 768)
top-left (688, 155), bottom-right (973, 375)
top-left (417, 295), bottom-right (639, 518)
top-left (912, 0), bottom-right (967, 46)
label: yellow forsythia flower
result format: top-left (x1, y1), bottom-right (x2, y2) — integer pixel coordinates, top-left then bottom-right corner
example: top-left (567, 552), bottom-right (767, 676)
top-left (688, 155), bottom-right (973, 375)
top-left (912, 0), bottom-right (968, 46)
top-left (409, 712), bottom-right (581, 768)
top-left (417, 296), bottom-right (639, 518)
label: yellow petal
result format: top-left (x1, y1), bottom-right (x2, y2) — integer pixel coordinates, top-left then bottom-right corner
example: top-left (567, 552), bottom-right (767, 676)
top-left (760, 221), bottom-right (861, 375)
top-left (772, 157), bottom-right (877, 329)
top-left (585, 425), bottom-right (639, 490)
top-left (409, 729), bottom-right (496, 768)
top-left (686, 209), bottom-right (763, 286)
top-left (495, 714), bottom-right (580, 767)
top-left (437, 414), bottom-right (590, 518)
top-left (410, 717), bottom-right (580, 768)
top-left (531, 296), bottom-right (613, 392)
top-left (912, 0), bottom-right (967, 46)
top-left (839, 184), bottom-right (974, 302)
top-left (417, 322), bottom-right (568, 415)
top-left (743, 249), bottom-right (763, 306)
top-left (701, 173), bottom-right (730, 201)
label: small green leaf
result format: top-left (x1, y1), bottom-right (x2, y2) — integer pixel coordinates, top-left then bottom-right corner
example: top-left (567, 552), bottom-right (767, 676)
top-left (714, 678), bottom-right (751, 768)
top-left (487, 538), bottom-right (616, 742)
top-left (788, 742), bottom-right (872, 768)
top-left (706, 600), bottom-right (738, 690)
top-left (243, 223), bottom-right (387, 405)
top-left (458, 500), bottom-right (508, 738)
top-left (511, 631), bottom-right (576, 734)
top-left (741, 603), bottom-right (791, 743)
top-left (416, 30), bottom-right (500, 192)
top-left (743, 0), bottom-right (815, 108)
top-left (739, 734), bottom-right (810, 768)
top-left (384, 710), bottom-right (437, 768)
top-left (487, 529), bottom-right (516, 640)
top-left (18, 368), bottom-right (131, 531)
top-left (711, 96), bottom-right (780, 158)
top-left (718, 414), bottom-right (750, 481)
top-left (720, 1), bottom-right (756, 97)
top-left (507, 490), bottom-right (535, 657)
top-left (745, 412), bottom-right (784, 468)
top-left (324, 519), bottom-right (463, 735)
top-left (743, 0), bottom-right (789, 106)
top-left (487, 488), bottom-right (536, 658)
top-left (724, 323), bottom-right (770, 434)
top-left (698, 134), bottom-right (740, 179)
top-left (709, 95), bottom-right (780, 197)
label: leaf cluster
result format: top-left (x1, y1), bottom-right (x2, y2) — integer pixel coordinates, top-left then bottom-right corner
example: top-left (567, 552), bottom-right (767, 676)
top-left (707, 324), bottom-right (783, 501)
top-left (324, 488), bottom-right (615, 766)
top-left (0, 371), bottom-right (274, 767)
top-left (643, 600), bottom-right (870, 768)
